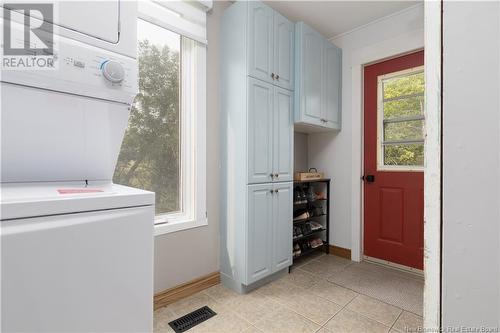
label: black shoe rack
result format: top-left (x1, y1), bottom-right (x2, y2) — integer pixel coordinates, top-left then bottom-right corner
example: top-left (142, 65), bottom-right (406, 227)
top-left (292, 179), bottom-right (330, 264)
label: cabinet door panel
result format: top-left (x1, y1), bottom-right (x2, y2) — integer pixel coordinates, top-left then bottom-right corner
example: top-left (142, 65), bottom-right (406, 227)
top-left (274, 12), bottom-right (294, 90)
top-left (322, 42), bottom-right (342, 129)
top-left (273, 183), bottom-right (293, 271)
top-left (302, 26), bottom-right (323, 122)
top-left (248, 78), bottom-right (274, 184)
top-left (247, 184), bottom-right (273, 284)
top-left (273, 87), bottom-right (293, 182)
top-left (247, 2), bottom-right (274, 83)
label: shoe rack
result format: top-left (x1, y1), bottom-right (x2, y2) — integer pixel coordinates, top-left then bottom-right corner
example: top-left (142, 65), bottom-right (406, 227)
top-left (292, 179), bottom-right (330, 263)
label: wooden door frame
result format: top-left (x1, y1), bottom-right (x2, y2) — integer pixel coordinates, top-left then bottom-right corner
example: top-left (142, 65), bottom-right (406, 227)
top-left (348, 2), bottom-right (442, 329)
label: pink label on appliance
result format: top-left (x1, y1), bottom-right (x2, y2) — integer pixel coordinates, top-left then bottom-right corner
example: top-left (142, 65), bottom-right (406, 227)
top-left (57, 189), bottom-right (104, 194)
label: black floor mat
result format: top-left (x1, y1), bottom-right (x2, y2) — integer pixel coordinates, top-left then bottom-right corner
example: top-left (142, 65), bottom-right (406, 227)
top-left (168, 306), bottom-right (217, 333)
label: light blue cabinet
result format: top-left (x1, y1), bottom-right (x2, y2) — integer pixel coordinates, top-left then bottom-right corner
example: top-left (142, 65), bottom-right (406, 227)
top-left (248, 78), bottom-right (274, 184)
top-left (247, 2), bottom-right (274, 84)
top-left (295, 23), bottom-right (323, 125)
top-left (221, 1), bottom-right (294, 293)
top-left (246, 182), bottom-right (292, 284)
top-left (322, 40), bottom-right (342, 129)
top-left (295, 22), bottom-right (342, 132)
top-left (272, 183), bottom-right (293, 271)
top-left (247, 80), bottom-right (293, 185)
top-left (273, 87), bottom-right (293, 182)
top-left (247, 184), bottom-right (274, 284)
top-left (247, 1), bottom-right (294, 90)
top-left (273, 12), bottom-right (295, 90)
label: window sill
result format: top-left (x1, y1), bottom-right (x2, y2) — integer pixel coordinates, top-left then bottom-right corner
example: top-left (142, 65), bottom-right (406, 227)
top-left (154, 217), bottom-right (208, 236)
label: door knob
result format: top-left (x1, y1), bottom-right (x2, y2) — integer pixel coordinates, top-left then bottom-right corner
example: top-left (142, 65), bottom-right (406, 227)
top-left (361, 175), bottom-right (375, 183)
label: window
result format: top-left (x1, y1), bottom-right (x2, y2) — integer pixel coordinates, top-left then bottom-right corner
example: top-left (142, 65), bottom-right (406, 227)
top-left (114, 1), bottom-right (208, 235)
top-left (114, 20), bottom-right (181, 215)
top-left (377, 66), bottom-right (425, 170)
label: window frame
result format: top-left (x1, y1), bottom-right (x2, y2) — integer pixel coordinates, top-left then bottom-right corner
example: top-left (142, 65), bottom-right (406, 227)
top-left (376, 65), bottom-right (425, 172)
top-left (137, 3), bottom-right (207, 235)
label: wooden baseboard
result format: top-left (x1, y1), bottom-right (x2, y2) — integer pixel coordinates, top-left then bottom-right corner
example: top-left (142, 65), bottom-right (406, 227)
top-left (154, 272), bottom-right (220, 310)
top-left (329, 245), bottom-right (351, 260)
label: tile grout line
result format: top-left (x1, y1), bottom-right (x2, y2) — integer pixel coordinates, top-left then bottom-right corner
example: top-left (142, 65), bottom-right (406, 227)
top-left (317, 291), bottom-right (361, 331)
top-left (389, 310), bottom-right (404, 332)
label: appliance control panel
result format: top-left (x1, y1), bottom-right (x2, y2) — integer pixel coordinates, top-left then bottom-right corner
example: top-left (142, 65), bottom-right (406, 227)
top-left (2, 19), bottom-right (138, 105)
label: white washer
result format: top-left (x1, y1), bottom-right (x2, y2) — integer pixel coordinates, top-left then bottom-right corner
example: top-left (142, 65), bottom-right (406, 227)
top-left (1, 2), bottom-right (155, 332)
top-left (1, 182), bottom-right (154, 332)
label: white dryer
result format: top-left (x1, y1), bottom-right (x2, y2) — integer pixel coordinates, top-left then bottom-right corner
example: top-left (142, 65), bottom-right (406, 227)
top-left (1, 1), bottom-right (155, 332)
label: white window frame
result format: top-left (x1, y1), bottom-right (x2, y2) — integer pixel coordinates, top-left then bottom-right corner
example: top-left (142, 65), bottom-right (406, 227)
top-left (138, 3), bottom-right (207, 236)
top-left (376, 65), bottom-right (425, 172)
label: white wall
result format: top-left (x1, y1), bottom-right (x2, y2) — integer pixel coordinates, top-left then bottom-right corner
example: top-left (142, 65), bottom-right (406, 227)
top-left (294, 132), bottom-right (309, 172)
top-left (442, 1), bottom-right (500, 327)
top-left (154, 1), bottom-right (231, 293)
top-left (308, 5), bottom-right (424, 252)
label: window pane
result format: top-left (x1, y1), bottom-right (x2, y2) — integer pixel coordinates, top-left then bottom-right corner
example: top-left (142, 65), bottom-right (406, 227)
top-left (383, 72), bottom-right (424, 99)
top-left (383, 95), bottom-right (424, 119)
top-left (384, 120), bottom-right (424, 142)
top-left (384, 144), bottom-right (424, 167)
top-left (114, 19), bottom-right (181, 215)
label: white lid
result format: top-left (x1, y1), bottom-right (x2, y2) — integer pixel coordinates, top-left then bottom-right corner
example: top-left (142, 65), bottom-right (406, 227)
top-left (0, 181), bottom-right (154, 220)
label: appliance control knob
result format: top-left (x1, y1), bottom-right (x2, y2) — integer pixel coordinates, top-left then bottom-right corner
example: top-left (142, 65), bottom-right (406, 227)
top-left (101, 60), bottom-right (125, 83)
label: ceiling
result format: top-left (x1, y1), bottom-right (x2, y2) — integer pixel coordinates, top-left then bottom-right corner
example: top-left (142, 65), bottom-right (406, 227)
top-left (264, 1), bottom-right (421, 39)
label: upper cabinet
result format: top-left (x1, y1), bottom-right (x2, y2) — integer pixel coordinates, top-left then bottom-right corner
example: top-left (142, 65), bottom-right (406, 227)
top-left (248, 2), bottom-right (294, 90)
top-left (247, 2), bottom-right (274, 83)
top-left (295, 22), bottom-right (342, 132)
top-left (273, 12), bottom-right (295, 90)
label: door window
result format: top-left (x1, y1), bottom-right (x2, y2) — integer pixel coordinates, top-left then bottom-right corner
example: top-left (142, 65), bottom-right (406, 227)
top-left (377, 66), bottom-right (425, 170)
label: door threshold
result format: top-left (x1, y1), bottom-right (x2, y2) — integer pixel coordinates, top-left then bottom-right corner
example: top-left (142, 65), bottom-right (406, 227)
top-left (363, 255), bottom-right (424, 277)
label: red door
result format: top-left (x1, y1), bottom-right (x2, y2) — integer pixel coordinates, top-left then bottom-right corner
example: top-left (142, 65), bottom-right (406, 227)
top-left (363, 51), bottom-right (424, 270)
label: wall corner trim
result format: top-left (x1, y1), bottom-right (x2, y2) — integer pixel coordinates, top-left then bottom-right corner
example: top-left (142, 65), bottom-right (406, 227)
top-left (154, 272), bottom-right (220, 310)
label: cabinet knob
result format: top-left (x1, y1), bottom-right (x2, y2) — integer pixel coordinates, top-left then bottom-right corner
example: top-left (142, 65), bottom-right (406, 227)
top-left (274, 173), bottom-right (279, 178)
top-left (276, 74), bottom-right (279, 80)
top-left (270, 173), bottom-right (274, 179)
top-left (270, 189), bottom-right (274, 194)
top-left (271, 73), bottom-right (275, 79)
top-left (274, 189), bottom-right (279, 193)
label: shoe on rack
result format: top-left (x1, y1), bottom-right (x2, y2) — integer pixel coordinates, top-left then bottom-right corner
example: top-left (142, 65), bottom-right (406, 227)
top-left (310, 238), bottom-right (324, 249)
top-left (300, 189), bottom-right (308, 203)
top-left (306, 187), bottom-right (317, 202)
top-left (301, 223), bottom-right (312, 235)
top-left (293, 210), bottom-right (310, 221)
top-left (309, 221), bottom-right (323, 231)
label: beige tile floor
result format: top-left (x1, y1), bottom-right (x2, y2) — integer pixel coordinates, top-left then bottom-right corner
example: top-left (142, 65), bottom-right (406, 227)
top-left (154, 254), bottom-right (423, 333)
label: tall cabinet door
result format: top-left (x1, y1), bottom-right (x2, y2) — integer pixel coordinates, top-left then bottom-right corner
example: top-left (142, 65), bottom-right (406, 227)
top-left (248, 78), bottom-right (274, 184)
top-left (272, 182), bottom-right (293, 272)
top-left (298, 23), bottom-right (323, 124)
top-left (247, 184), bottom-right (273, 284)
top-left (247, 1), bottom-right (274, 84)
top-left (273, 12), bottom-right (294, 90)
top-left (322, 41), bottom-right (342, 130)
top-left (273, 87), bottom-right (293, 182)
